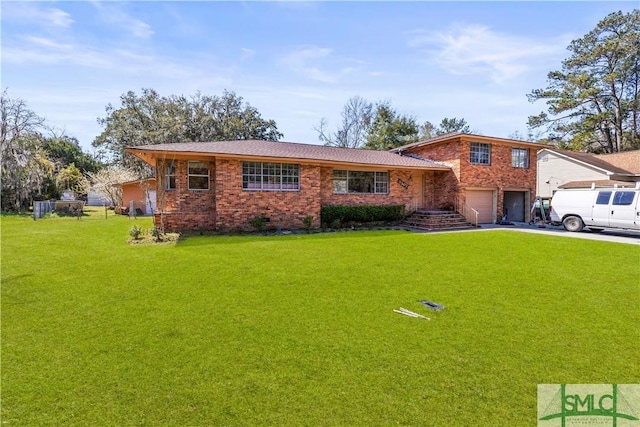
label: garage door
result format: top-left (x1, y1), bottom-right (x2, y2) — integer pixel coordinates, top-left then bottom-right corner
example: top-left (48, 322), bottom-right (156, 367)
top-left (466, 190), bottom-right (494, 223)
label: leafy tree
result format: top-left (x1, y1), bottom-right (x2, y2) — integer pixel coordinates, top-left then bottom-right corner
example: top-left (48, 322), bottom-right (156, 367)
top-left (0, 90), bottom-right (54, 211)
top-left (364, 101), bottom-right (420, 150)
top-left (42, 135), bottom-right (103, 173)
top-left (419, 117), bottom-right (472, 140)
top-left (85, 167), bottom-right (138, 207)
top-left (318, 97), bottom-right (474, 149)
top-left (93, 89), bottom-right (283, 170)
top-left (316, 96), bottom-right (374, 148)
top-left (528, 10), bottom-right (640, 153)
top-left (56, 163), bottom-right (88, 196)
top-left (438, 117), bottom-right (472, 135)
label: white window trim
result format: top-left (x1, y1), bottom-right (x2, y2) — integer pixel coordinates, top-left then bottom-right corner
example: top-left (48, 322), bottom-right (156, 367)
top-left (333, 170), bottom-right (389, 194)
top-left (511, 147), bottom-right (530, 168)
top-left (188, 161), bottom-right (210, 190)
top-left (470, 142), bottom-right (491, 165)
top-left (165, 160), bottom-right (176, 190)
top-left (242, 161), bottom-right (300, 191)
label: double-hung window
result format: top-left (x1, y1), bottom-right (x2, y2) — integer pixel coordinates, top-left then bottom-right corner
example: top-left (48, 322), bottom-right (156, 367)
top-left (512, 148), bottom-right (529, 168)
top-left (333, 170), bottom-right (389, 194)
top-left (470, 142), bottom-right (491, 165)
top-left (242, 161), bottom-right (300, 191)
top-left (165, 160), bottom-right (176, 190)
top-left (188, 161), bottom-right (209, 190)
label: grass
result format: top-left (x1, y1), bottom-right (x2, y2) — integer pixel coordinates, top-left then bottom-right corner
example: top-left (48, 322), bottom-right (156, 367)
top-left (2, 209), bottom-right (639, 426)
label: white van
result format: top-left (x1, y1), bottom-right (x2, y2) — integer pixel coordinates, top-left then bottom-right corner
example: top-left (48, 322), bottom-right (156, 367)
top-left (549, 184), bottom-right (640, 232)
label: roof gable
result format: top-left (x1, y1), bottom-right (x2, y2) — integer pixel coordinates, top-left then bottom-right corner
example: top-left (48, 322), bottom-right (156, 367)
top-left (390, 132), bottom-right (547, 153)
top-left (540, 148), bottom-right (636, 175)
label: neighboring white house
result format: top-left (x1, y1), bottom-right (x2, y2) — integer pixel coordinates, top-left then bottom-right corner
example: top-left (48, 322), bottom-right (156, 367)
top-left (537, 149), bottom-right (640, 198)
top-left (87, 190), bottom-right (113, 206)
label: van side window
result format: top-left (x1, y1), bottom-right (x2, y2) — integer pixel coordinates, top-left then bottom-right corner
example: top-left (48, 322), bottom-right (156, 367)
top-left (596, 192), bottom-right (611, 205)
top-left (612, 191), bottom-right (636, 206)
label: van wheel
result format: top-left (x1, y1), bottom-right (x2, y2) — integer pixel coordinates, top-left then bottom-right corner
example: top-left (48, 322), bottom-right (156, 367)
top-left (563, 216), bottom-right (584, 232)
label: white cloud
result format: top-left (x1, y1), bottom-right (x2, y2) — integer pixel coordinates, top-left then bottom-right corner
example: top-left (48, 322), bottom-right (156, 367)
top-left (91, 2), bottom-right (154, 39)
top-left (409, 25), bottom-right (568, 83)
top-left (3, 37), bottom-right (113, 68)
top-left (240, 47), bottom-right (256, 61)
top-left (3, 34), bottom-right (233, 87)
top-left (282, 46), bottom-right (338, 83)
top-left (23, 36), bottom-right (74, 51)
top-left (46, 8), bottom-right (75, 28)
top-left (2, 3), bottom-right (74, 28)
top-left (281, 46), bottom-right (366, 84)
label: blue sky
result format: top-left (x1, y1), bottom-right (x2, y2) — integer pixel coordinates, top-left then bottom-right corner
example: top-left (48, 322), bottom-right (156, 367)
top-left (1, 1), bottom-right (637, 153)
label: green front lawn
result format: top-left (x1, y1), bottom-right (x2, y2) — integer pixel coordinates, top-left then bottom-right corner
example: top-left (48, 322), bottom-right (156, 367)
top-left (2, 210), bottom-right (638, 426)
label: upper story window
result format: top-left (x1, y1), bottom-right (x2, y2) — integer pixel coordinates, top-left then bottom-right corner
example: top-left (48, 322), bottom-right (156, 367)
top-left (242, 161), bottom-right (300, 191)
top-left (511, 148), bottom-right (530, 168)
top-left (333, 170), bottom-right (389, 194)
top-left (470, 142), bottom-right (491, 165)
top-left (188, 161), bottom-right (210, 190)
top-left (165, 160), bottom-right (176, 190)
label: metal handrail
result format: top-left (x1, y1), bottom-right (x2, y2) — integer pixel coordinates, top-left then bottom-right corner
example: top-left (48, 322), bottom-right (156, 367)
top-left (455, 197), bottom-right (479, 227)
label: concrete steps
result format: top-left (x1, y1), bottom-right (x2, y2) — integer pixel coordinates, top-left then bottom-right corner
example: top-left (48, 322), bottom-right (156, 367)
top-left (402, 210), bottom-right (476, 232)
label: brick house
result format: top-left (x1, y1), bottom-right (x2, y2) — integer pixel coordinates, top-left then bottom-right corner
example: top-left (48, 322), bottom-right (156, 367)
top-left (125, 140), bottom-right (451, 232)
top-left (391, 133), bottom-right (543, 223)
top-left (125, 134), bottom-right (543, 231)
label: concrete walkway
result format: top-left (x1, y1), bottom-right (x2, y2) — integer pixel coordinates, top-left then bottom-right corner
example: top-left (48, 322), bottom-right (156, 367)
top-left (432, 222), bottom-right (640, 245)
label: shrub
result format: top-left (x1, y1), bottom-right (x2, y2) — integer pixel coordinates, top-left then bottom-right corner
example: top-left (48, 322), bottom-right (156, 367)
top-left (129, 225), bottom-right (143, 240)
top-left (303, 215), bottom-right (314, 233)
top-left (320, 205), bottom-right (405, 227)
top-left (151, 226), bottom-right (163, 242)
top-left (249, 214), bottom-right (268, 232)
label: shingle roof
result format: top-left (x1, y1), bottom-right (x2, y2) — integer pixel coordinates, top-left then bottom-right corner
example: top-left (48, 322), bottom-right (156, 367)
top-left (594, 150), bottom-right (640, 174)
top-left (559, 180), bottom-right (639, 189)
top-left (542, 149), bottom-right (637, 175)
top-left (125, 140), bottom-right (451, 170)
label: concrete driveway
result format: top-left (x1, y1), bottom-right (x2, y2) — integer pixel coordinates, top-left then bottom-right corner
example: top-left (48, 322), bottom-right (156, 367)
top-left (475, 222), bottom-right (640, 245)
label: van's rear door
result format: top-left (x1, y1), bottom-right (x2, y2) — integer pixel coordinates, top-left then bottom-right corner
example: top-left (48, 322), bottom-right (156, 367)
top-left (609, 191), bottom-right (639, 230)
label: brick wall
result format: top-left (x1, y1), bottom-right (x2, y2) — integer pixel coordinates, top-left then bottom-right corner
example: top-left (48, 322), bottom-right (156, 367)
top-left (154, 158), bottom-right (431, 232)
top-left (319, 167), bottom-right (421, 210)
top-left (213, 159), bottom-right (322, 232)
top-left (155, 159), bottom-right (216, 231)
top-left (405, 137), bottom-right (537, 220)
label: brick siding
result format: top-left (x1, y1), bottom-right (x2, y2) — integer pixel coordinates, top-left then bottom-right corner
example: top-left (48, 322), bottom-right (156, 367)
top-left (152, 136), bottom-right (538, 230)
top-left (319, 167), bottom-right (422, 210)
top-left (405, 137), bottom-right (537, 221)
top-left (154, 159), bottom-right (424, 232)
